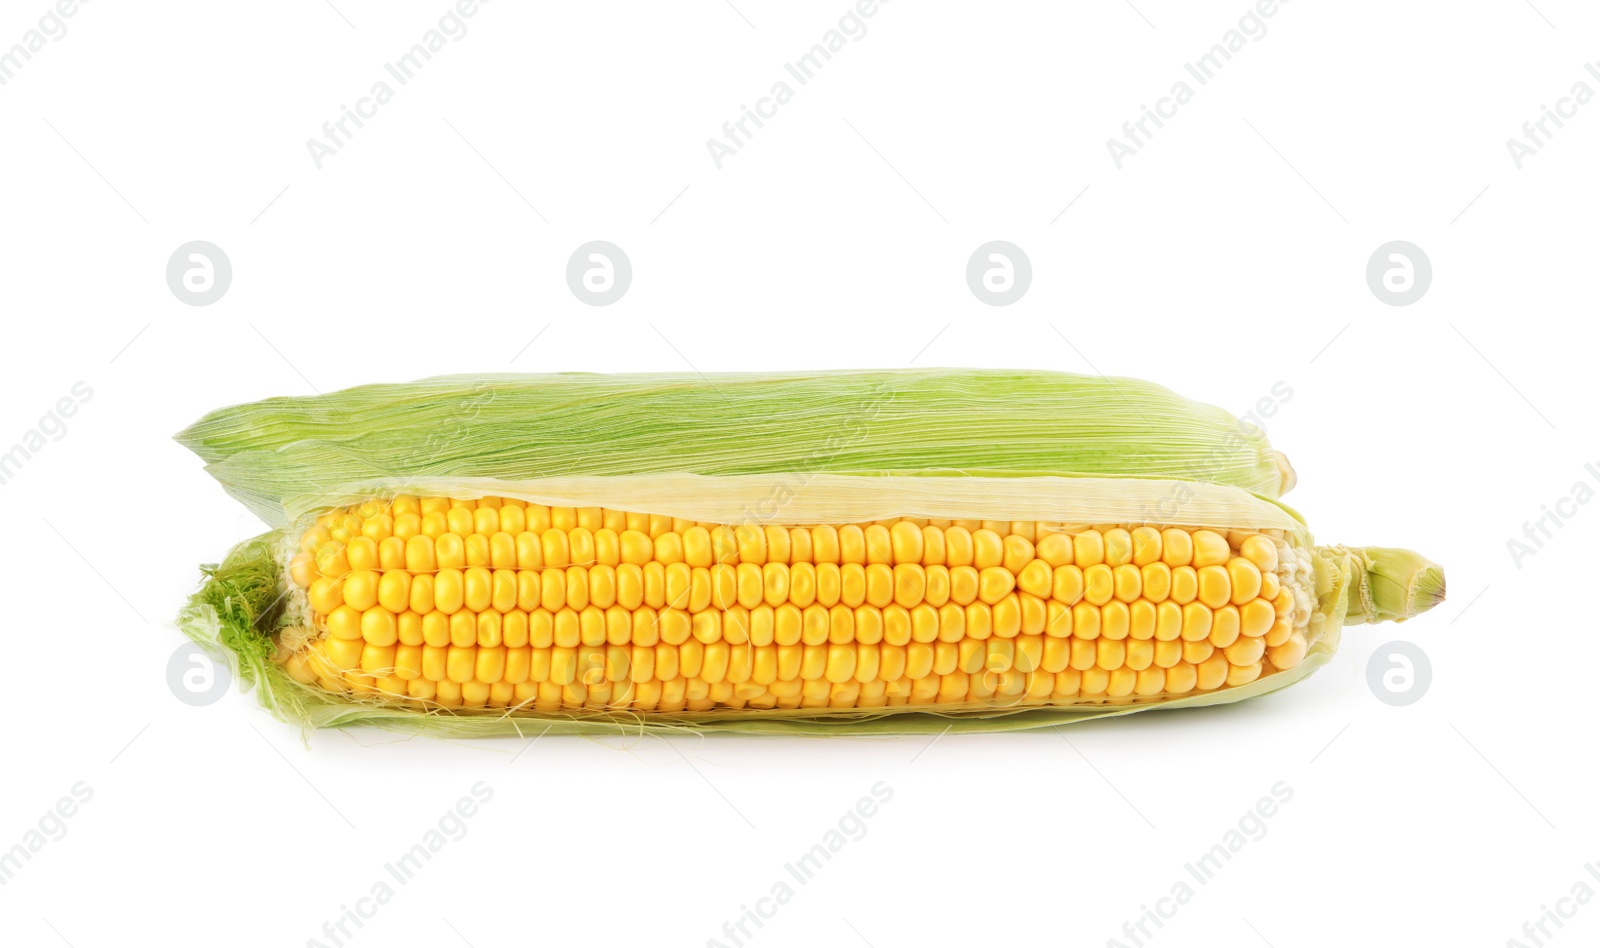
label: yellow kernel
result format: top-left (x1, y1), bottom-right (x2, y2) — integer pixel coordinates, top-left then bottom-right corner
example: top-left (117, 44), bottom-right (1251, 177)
top-left (1072, 531), bottom-right (1105, 567)
top-left (1130, 527), bottom-right (1162, 566)
top-left (488, 532), bottom-right (516, 569)
top-left (1083, 564), bottom-right (1114, 606)
top-left (1170, 566), bottom-right (1198, 605)
top-left (1241, 599), bottom-right (1276, 638)
top-left (738, 523), bottom-right (769, 565)
top-left (1125, 638), bottom-right (1154, 671)
top-left (1017, 560), bottom-right (1053, 599)
top-left (1096, 638), bottom-right (1126, 671)
top-left (476, 611), bottom-right (503, 648)
top-left (1192, 530), bottom-right (1230, 568)
top-left (502, 610), bottom-right (528, 648)
top-left (450, 612), bottom-right (477, 648)
top-left (1209, 605), bottom-right (1241, 648)
top-left (1266, 618), bottom-right (1294, 647)
top-left (664, 562), bottom-right (692, 610)
top-left (465, 533), bottom-right (490, 567)
top-left (864, 564), bottom-right (894, 608)
top-left (1160, 529), bottom-right (1193, 567)
top-left (862, 524), bottom-right (891, 565)
top-left (473, 507), bottom-right (500, 536)
top-left (1164, 662), bottom-right (1197, 694)
top-left (447, 645), bottom-right (478, 684)
top-left (476, 646), bottom-right (506, 684)
top-left (421, 612), bottom-right (450, 648)
top-left (1154, 601), bottom-right (1183, 641)
top-left (326, 604), bottom-right (363, 640)
top-left (1134, 666), bottom-right (1166, 696)
top-left (893, 564), bottom-right (926, 608)
top-left (1002, 535), bottom-right (1034, 574)
top-left (1106, 668), bottom-right (1136, 697)
top-left (854, 606), bottom-right (884, 645)
top-left (315, 542), bottom-right (350, 579)
top-left (702, 642), bottom-right (730, 682)
top-left (800, 643), bottom-right (825, 682)
top-left (435, 533), bottom-right (466, 570)
top-left (654, 531), bottom-right (685, 566)
top-left (737, 563), bottom-right (765, 609)
top-left (463, 566), bottom-right (492, 612)
top-left (890, 521), bottom-right (924, 564)
top-left (1101, 601), bottom-right (1129, 641)
top-left (682, 527), bottom-right (713, 567)
top-left (568, 528), bottom-right (596, 566)
top-left (540, 529), bottom-right (571, 569)
top-left (923, 566), bottom-right (949, 607)
top-left (1035, 533), bottom-right (1074, 567)
top-left (360, 643), bottom-right (396, 676)
top-left (992, 594), bottom-right (1021, 639)
top-left (829, 605), bottom-right (856, 644)
top-left (308, 576), bottom-right (343, 615)
top-left (949, 567), bottom-right (979, 606)
top-left (361, 607), bottom-right (398, 647)
top-left (514, 532), bottom-right (544, 570)
top-left (978, 567), bottom-right (1016, 605)
top-left (1052, 565), bottom-right (1084, 605)
top-left (937, 604), bottom-right (965, 643)
top-left (1197, 565), bottom-right (1232, 609)
top-left (1227, 557), bottom-right (1263, 605)
top-left (692, 611), bottom-right (721, 645)
top-left (883, 606), bottom-right (911, 647)
top-left (1226, 661), bottom-right (1263, 687)
top-left (1267, 631), bottom-right (1308, 669)
top-left (1241, 535), bottom-right (1279, 572)
top-left (826, 644), bottom-right (857, 683)
top-left (346, 536), bottom-right (380, 571)
top-left (659, 609), bottom-right (691, 646)
top-left (1181, 602), bottom-right (1213, 642)
top-left (1113, 564), bottom-right (1142, 603)
top-left (1045, 601), bottom-right (1072, 638)
top-left (1102, 529), bottom-right (1132, 567)
top-left (378, 536), bottom-right (407, 571)
top-left (944, 527), bottom-right (975, 567)
top-left (1071, 602), bottom-right (1100, 640)
top-left (540, 569), bottom-right (566, 613)
top-left (1130, 600), bottom-right (1156, 640)
top-left (1141, 562), bottom-right (1171, 603)
top-left (290, 552), bottom-right (316, 589)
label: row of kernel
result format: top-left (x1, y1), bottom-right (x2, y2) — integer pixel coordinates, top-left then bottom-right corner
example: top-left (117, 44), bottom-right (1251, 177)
top-left (311, 589), bottom-right (1295, 659)
top-left (305, 560), bottom-right (1289, 630)
top-left (302, 621), bottom-right (1304, 692)
top-left (288, 658), bottom-right (1258, 710)
top-left (304, 510), bottom-right (1280, 576)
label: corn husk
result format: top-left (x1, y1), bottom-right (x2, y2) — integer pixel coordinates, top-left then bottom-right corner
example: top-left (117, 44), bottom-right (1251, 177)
top-left (174, 369), bottom-right (1297, 528)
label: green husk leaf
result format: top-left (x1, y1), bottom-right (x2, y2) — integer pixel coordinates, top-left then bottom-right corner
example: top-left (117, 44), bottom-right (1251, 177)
top-left (175, 370), bottom-right (1293, 528)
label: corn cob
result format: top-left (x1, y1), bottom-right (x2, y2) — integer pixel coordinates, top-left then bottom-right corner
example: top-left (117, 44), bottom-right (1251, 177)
top-left (175, 373), bottom-right (1440, 736)
top-left (281, 496), bottom-right (1319, 712)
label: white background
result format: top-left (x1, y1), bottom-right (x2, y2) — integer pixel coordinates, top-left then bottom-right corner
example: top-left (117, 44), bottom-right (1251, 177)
top-left (1, 1), bottom-right (1595, 946)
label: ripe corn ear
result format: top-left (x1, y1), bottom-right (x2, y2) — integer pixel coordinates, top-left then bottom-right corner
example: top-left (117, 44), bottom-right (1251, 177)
top-left (175, 374), bottom-right (1440, 736)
